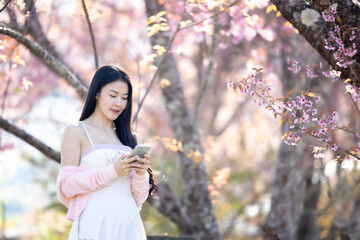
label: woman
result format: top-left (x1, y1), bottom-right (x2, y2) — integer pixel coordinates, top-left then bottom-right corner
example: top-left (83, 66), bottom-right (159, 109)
top-left (56, 64), bottom-right (157, 240)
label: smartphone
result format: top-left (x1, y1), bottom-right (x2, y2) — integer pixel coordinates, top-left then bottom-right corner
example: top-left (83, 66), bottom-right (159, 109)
top-left (128, 144), bottom-right (152, 162)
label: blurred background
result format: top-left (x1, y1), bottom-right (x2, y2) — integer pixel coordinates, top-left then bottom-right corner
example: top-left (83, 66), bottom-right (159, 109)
top-left (0, 0), bottom-right (359, 239)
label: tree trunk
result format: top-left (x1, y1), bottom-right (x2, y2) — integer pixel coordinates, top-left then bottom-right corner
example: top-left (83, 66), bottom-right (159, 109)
top-left (265, 29), bottom-right (322, 239)
top-left (144, 1), bottom-right (222, 239)
top-left (297, 154), bottom-right (321, 240)
top-left (265, 126), bottom-right (306, 240)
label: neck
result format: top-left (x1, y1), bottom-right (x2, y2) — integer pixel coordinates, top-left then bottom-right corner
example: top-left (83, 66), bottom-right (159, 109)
top-left (85, 108), bottom-right (114, 130)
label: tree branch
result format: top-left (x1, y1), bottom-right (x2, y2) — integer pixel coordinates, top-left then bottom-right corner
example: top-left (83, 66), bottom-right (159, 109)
top-left (81, 0), bottom-right (99, 69)
top-left (23, 0), bottom-right (89, 88)
top-left (270, 0), bottom-right (360, 86)
top-left (180, 0), bottom-right (240, 30)
top-left (132, 10), bottom-right (183, 123)
top-left (192, 12), bottom-right (220, 129)
top-left (0, 116), bottom-right (60, 163)
top-left (147, 182), bottom-right (194, 234)
top-left (0, 0), bottom-right (11, 13)
top-left (0, 24), bottom-right (88, 100)
top-left (212, 101), bottom-right (246, 137)
top-left (6, 4), bottom-right (19, 31)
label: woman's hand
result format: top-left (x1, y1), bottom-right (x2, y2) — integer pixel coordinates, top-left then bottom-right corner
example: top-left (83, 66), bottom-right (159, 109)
top-left (130, 154), bottom-right (150, 176)
top-left (114, 153), bottom-right (137, 177)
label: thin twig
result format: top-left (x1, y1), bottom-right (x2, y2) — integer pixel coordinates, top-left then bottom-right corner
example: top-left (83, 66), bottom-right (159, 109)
top-left (1, 49), bottom-right (15, 118)
top-left (253, 85), bottom-right (360, 160)
top-left (310, 134), bottom-right (360, 160)
top-left (345, 85), bottom-right (360, 114)
top-left (81, 0), bottom-right (99, 69)
top-left (0, 47), bottom-right (16, 149)
top-left (222, 193), bottom-right (260, 238)
top-left (193, 12), bottom-right (220, 127)
top-left (0, 0), bottom-right (12, 13)
top-left (213, 97), bottom-right (247, 137)
top-left (192, 9), bottom-right (220, 128)
top-left (133, 0), bottom-right (240, 122)
top-left (181, 0), bottom-right (240, 30)
top-left (132, 10), bottom-right (185, 122)
top-left (335, 126), bottom-right (357, 135)
top-left (0, 47), bottom-right (17, 147)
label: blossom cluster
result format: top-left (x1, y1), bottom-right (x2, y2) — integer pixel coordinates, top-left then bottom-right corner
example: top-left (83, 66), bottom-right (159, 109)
top-left (287, 59), bottom-right (301, 74)
top-left (226, 69), bottom-right (277, 109)
top-left (227, 69), bottom-right (360, 160)
top-left (306, 65), bottom-right (319, 78)
top-left (322, 6), bottom-right (358, 69)
top-left (345, 84), bottom-right (360, 101)
top-left (322, 69), bottom-right (341, 82)
top-left (321, 5), bottom-right (360, 101)
top-left (321, 7), bottom-right (336, 22)
top-left (288, 57), bottom-right (360, 101)
top-left (280, 93), bottom-right (339, 150)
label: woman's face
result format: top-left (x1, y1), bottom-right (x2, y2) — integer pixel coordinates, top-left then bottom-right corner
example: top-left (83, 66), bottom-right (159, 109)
top-left (95, 80), bottom-right (129, 121)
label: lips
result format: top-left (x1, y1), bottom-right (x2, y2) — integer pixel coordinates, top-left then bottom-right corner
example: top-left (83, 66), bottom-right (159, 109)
top-left (110, 109), bottom-right (120, 114)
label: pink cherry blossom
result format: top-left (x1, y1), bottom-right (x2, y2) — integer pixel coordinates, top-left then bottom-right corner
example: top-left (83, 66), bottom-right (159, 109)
top-left (320, 128), bottom-right (327, 135)
top-left (288, 60), bottom-right (301, 74)
top-left (314, 152), bottom-right (325, 158)
top-left (331, 143), bottom-right (339, 151)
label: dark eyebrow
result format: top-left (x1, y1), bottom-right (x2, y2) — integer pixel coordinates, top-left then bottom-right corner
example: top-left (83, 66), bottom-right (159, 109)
top-left (109, 89), bottom-right (128, 96)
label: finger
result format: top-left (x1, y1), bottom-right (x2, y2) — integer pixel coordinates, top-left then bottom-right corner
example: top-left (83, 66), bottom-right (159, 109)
top-left (132, 158), bottom-right (144, 164)
top-left (137, 159), bottom-right (150, 166)
top-left (128, 156), bottom-right (140, 163)
top-left (123, 163), bottom-right (133, 169)
top-left (121, 156), bottom-right (137, 163)
top-left (135, 158), bottom-right (148, 164)
top-left (118, 153), bottom-right (129, 159)
top-left (131, 163), bottom-right (149, 169)
top-left (130, 164), bottom-right (142, 169)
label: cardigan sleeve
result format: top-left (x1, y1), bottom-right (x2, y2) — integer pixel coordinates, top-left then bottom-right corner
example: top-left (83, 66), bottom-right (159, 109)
top-left (130, 170), bottom-right (150, 209)
top-left (56, 164), bottom-right (119, 207)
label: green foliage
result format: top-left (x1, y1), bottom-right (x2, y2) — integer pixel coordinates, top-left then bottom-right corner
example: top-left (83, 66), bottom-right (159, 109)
top-left (141, 202), bottom-right (179, 236)
top-left (228, 170), bottom-right (255, 183)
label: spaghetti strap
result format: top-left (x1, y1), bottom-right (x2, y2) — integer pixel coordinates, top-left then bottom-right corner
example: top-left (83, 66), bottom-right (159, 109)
top-left (79, 121), bottom-right (94, 146)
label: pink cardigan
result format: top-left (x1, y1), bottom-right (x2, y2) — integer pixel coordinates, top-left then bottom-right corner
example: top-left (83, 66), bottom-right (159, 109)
top-left (56, 164), bottom-right (149, 221)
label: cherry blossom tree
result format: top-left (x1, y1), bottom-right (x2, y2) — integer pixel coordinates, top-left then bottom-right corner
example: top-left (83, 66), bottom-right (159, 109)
top-left (1, 0), bottom-right (359, 239)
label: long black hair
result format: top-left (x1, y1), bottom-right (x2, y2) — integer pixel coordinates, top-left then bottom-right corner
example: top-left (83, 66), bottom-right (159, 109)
top-left (79, 64), bottom-right (158, 197)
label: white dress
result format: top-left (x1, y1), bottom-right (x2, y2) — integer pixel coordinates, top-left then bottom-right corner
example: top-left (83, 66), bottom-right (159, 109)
top-left (68, 122), bottom-right (147, 240)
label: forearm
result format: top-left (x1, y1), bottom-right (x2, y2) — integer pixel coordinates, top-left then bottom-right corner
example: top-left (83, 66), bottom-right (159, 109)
top-left (57, 164), bottom-right (118, 199)
top-left (131, 171), bottom-right (150, 207)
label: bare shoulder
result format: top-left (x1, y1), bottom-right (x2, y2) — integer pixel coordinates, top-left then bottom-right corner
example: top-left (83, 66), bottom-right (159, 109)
top-left (61, 124), bottom-right (83, 166)
top-left (62, 124), bottom-right (83, 143)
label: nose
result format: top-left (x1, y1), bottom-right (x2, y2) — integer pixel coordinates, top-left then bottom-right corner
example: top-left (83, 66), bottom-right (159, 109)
top-left (115, 97), bottom-right (122, 106)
